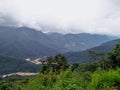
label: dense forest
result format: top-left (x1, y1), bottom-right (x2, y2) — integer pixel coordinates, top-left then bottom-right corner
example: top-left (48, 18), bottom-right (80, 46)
top-left (1, 44), bottom-right (120, 90)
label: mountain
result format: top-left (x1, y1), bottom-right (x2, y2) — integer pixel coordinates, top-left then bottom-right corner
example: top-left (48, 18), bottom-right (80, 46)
top-left (47, 33), bottom-right (116, 52)
top-left (65, 39), bottom-right (120, 63)
top-left (0, 26), bottom-right (117, 59)
top-left (0, 26), bottom-right (59, 58)
top-left (0, 26), bottom-right (118, 74)
top-left (0, 54), bottom-right (40, 75)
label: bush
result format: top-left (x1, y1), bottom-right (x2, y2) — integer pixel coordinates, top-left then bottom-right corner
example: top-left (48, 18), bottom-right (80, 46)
top-left (21, 68), bottom-right (92, 90)
top-left (91, 68), bottom-right (120, 90)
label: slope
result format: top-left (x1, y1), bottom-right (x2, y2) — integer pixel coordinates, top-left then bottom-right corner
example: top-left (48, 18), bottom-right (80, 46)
top-left (47, 33), bottom-right (116, 52)
top-left (65, 39), bottom-right (120, 63)
top-left (0, 55), bottom-right (40, 75)
top-left (0, 26), bottom-right (58, 58)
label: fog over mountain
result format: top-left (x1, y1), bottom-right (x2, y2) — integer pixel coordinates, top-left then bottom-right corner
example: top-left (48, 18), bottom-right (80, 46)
top-left (0, 0), bottom-right (120, 35)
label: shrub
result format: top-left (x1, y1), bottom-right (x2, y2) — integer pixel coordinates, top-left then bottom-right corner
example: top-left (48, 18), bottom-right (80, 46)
top-left (91, 68), bottom-right (120, 90)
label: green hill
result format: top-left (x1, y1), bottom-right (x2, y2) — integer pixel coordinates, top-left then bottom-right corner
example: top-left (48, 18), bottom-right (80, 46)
top-left (65, 39), bottom-right (120, 63)
top-left (0, 26), bottom-right (58, 58)
top-left (0, 55), bottom-right (40, 75)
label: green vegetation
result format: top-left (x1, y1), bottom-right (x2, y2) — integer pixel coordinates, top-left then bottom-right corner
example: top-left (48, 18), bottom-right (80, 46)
top-left (41, 54), bottom-right (68, 73)
top-left (0, 55), bottom-right (41, 74)
top-left (1, 44), bottom-right (120, 90)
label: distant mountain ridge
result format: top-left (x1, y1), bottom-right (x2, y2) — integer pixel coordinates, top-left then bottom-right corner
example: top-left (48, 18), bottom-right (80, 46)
top-left (65, 39), bottom-right (120, 63)
top-left (0, 26), bottom-right (117, 58)
top-left (47, 32), bottom-right (116, 52)
top-left (0, 26), bottom-right (119, 74)
top-left (0, 26), bottom-right (59, 58)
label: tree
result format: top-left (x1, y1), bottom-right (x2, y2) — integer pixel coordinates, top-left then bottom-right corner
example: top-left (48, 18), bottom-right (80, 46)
top-left (88, 50), bottom-right (109, 70)
top-left (108, 44), bottom-right (120, 66)
top-left (41, 54), bottom-right (68, 73)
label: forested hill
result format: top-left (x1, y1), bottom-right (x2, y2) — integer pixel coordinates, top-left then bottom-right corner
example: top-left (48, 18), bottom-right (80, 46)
top-left (0, 54), bottom-right (40, 75)
top-left (65, 39), bottom-right (120, 63)
top-left (0, 26), bottom-right (59, 58)
top-left (0, 26), bottom-right (117, 58)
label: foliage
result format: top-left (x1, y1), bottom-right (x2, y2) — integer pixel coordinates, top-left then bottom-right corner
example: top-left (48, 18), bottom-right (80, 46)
top-left (108, 44), bottom-right (120, 67)
top-left (1, 44), bottom-right (120, 90)
top-left (21, 68), bottom-right (91, 90)
top-left (0, 81), bottom-right (13, 90)
top-left (91, 68), bottom-right (120, 90)
top-left (41, 54), bottom-right (68, 73)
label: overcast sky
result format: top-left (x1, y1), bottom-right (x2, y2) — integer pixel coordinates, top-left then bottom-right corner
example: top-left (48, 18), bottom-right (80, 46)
top-left (0, 0), bottom-right (120, 35)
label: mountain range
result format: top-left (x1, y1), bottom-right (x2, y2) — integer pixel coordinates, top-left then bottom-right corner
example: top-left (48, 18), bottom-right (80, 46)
top-left (65, 39), bottom-right (120, 63)
top-left (0, 26), bottom-right (117, 59)
top-left (0, 26), bottom-right (58, 58)
top-left (47, 32), bottom-right (116, 52)
top-left (0, 26), bottom-right (119, 74)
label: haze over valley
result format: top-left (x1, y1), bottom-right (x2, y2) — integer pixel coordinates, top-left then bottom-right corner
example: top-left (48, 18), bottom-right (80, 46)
top-left (0, 1), bottom-right (120, 89)
top-left (0, 26), bottom-right (119, 74)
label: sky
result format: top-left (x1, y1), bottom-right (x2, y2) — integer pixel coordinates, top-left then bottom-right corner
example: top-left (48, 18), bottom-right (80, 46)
top-left (0, 0), bottom-right (120, 35)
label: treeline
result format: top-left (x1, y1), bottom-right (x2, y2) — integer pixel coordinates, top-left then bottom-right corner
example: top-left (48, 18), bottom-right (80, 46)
top-left (1, 44), bottom-right (120, 90)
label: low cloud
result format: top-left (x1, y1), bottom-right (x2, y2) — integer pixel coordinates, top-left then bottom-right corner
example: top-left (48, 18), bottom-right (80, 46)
top-left (0, 14), bottom-right (19, 26)
top-left (0, 0), bottom-right (120, 35)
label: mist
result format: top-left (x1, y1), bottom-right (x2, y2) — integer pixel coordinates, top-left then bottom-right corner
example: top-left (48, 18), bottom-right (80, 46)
top-left (0, 0), bottom-right (120, 35)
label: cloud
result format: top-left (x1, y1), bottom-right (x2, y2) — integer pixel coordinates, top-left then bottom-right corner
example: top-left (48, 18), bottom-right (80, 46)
top-left (0, 14), bottom-right (20, 26)
top-left (90, 0), bottom-right (120, 35)
top-left (97, 15), bottom-right (120, 35)
top-left (0, 0), bottom-right (120, 35)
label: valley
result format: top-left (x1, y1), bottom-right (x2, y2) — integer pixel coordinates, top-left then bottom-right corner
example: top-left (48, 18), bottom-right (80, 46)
top-left (0, 0), bottom-right (120, 89)
top-left (0, 26), bottom-right (117, 58)
top-left (0, 27), bottom-right (120, 90)
top-left (0, 26), bottom-right (119, 74)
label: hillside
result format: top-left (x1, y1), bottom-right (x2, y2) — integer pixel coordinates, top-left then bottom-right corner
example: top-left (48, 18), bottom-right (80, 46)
top-left (0, 26), bottom-right (117, 59)
top-left (1, 45), bottom-right (120, 90)
top-left (65, 39), bottom-right (120, 63)
top-left (47, 33), bottom-right (116, 52)
top-left (0, 26), bottom-right (59, 58)
top-left (0, 55), bottom-right (40, 75)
